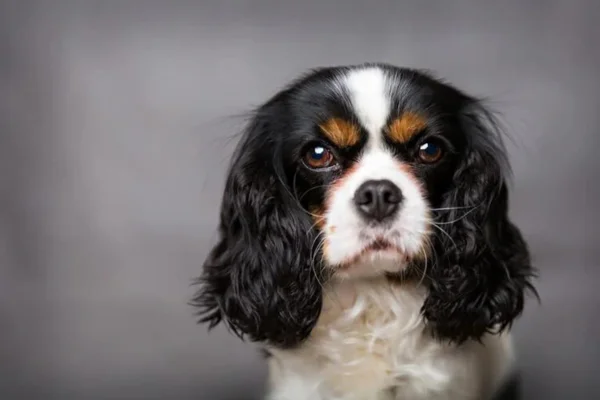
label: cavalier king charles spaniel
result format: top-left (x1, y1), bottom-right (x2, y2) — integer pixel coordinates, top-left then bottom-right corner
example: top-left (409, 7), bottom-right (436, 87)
top-left (192, 63), bottom-right (536, 400)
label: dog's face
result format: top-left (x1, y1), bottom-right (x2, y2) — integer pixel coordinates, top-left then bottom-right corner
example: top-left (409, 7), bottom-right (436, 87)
top-left (290, 68), bottom-right (448, 279)
top-left (193, 64), bottom-right (535, 348)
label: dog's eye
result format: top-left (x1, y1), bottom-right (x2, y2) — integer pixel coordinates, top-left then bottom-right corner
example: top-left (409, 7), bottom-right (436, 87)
top-left (418, 141), bottom-right (444, 163)
top-left (303, 145), bottom-right (336, 169)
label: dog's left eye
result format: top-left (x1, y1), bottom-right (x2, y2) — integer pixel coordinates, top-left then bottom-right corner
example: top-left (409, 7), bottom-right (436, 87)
top-left (303, 145), bottom-right (336, 169)
top-left (418, 141), bottom-right (444, 163)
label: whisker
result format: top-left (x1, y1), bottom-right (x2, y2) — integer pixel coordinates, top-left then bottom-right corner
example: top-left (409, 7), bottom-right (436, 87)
top-left (416, 237), bottom-right (436, 287)
top-left (418, 256), bottom-right (428, 288)
top-left (429, 205), bottom-right (477, 211)
top-left (305, 215), bottom-right (326, 235)
top-left (275, 165), bottom-right (301, 207)
top-left (308, 232), bottom-right (328, 291)
top-left (309, 230), bottom-right (328, 267)
top-left (298, 184), bottom-right (331, 202)
top-left (311, 260), bottom-right (326, 292)
top-left (429, 222), bottom-right (458, 251)
top-left (432, 204), bottom-right (482, 225)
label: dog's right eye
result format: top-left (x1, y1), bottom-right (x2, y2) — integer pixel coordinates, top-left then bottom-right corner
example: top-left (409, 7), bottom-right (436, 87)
top-left (303, 145), bottom-right (337, 169)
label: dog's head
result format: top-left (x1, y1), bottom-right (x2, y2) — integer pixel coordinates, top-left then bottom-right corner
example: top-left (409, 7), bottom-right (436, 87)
top-left (192, 64), bottom-right (536, 348)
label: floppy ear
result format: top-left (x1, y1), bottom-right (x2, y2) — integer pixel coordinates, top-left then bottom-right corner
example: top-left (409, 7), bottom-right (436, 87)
top-left (190, 110), bottom-right (323, 349)
top-left (422, 101), bottom-right (537, 344)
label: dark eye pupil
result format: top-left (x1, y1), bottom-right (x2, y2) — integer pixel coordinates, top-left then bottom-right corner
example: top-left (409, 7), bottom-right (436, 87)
top-left (421, 143), bottom-right (438, 154)
top-left (311, 147), bottom-right (325, 159)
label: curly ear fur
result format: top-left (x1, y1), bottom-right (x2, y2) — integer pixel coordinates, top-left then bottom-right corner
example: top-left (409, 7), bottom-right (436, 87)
top-left (190, 109), bottom-right (323, 348)
top-left (422, 101), bottom-right (537, 344)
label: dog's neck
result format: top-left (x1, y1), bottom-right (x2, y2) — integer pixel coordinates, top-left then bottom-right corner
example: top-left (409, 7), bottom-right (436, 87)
top-left (266, 275), bottom-right (513, 400)
top-left (270, 277), bottom-right (430, 396)
top-left (316, 275), bottom-right (427, 324)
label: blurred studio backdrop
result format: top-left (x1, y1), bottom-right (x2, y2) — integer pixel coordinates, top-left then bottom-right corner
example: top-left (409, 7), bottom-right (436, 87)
top-left (2, 1), bottom-right (599, 399)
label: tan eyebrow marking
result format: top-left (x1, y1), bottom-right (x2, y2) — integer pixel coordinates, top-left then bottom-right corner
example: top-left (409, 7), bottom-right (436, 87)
top-left (387, 112), bottom-right (428, 143)
top-left (318, 117), bottom-right (361, 148)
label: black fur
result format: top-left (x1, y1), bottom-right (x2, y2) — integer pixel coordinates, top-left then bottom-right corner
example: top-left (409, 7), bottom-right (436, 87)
top-left (190, 100), bottom-right (323, 348)
top-left (421, 100), bottom-right (537, 343)
top-left (191, 63), bottom-right (536, 348)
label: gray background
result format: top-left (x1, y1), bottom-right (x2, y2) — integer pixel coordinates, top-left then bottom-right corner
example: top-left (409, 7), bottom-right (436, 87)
top-left (1, 1), bottom-right (599, 399)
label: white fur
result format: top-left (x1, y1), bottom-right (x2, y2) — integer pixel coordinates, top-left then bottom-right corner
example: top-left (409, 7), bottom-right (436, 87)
top-left (264, 66), bottom-right (516, 400)
top-left (266, 279), bottom-right (515, 400)
top-left (325, 67), bottom-right (430, 275)
top-left (337, 67), bottom-right (390, 136)
top-left (324, 146), bottom-right (430, 273)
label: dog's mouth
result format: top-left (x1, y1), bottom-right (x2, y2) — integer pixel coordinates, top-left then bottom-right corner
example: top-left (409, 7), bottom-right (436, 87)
top-left (335, 237), bottom-right (407, 273)
top-left (367, 238), bottom-right (395, 252)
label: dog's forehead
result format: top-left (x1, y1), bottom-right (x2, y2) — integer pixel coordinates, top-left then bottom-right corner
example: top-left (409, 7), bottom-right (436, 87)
top-left (337, 67), bottom-right (392, 136)
top-left (288, 65), bottom-right (441, 148)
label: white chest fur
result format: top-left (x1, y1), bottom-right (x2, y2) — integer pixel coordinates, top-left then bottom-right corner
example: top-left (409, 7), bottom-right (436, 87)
top-left (266, 279), bottom-right (515, 400)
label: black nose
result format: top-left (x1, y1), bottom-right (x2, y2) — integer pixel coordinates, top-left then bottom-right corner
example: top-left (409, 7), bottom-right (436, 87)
top-left (353, 179), bottom-right (403, 222)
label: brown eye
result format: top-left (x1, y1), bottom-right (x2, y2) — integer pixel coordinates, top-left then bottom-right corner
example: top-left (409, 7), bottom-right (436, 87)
top-left (304, 145), bottom-right (336, 169)
top-left (418, 141), bottom-right (444, 163)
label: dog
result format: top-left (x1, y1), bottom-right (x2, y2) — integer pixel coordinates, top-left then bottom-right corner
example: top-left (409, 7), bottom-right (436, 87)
top-left (192, 63), bottom-right (536, 400)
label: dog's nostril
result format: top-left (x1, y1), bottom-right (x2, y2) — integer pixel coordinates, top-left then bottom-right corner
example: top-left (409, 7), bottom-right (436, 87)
top-left (382, 188), bottom-right (400, 204)
top-left (353, 179), bottom-right (403, 221)
top-left (356, 189), bottom-right (373, 205)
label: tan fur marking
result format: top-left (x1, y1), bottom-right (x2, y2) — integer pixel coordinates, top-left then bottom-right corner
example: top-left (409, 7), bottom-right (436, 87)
top-left (319, 118), bottom-right (360, 147)
top-left (310, 206), bottom-right (327, 230)
top-left (387, 112), bottom-right (428, 143)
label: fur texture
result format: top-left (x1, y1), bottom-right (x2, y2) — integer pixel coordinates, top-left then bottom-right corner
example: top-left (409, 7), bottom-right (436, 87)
top-left (266, 279), bottom-right (515, 400)
top-left (191, 63), bottom-right (536, 399)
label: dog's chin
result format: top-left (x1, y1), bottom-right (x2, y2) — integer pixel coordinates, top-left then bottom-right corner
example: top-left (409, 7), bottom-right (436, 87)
top-left (332, 245), bottom-right (408, 280)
